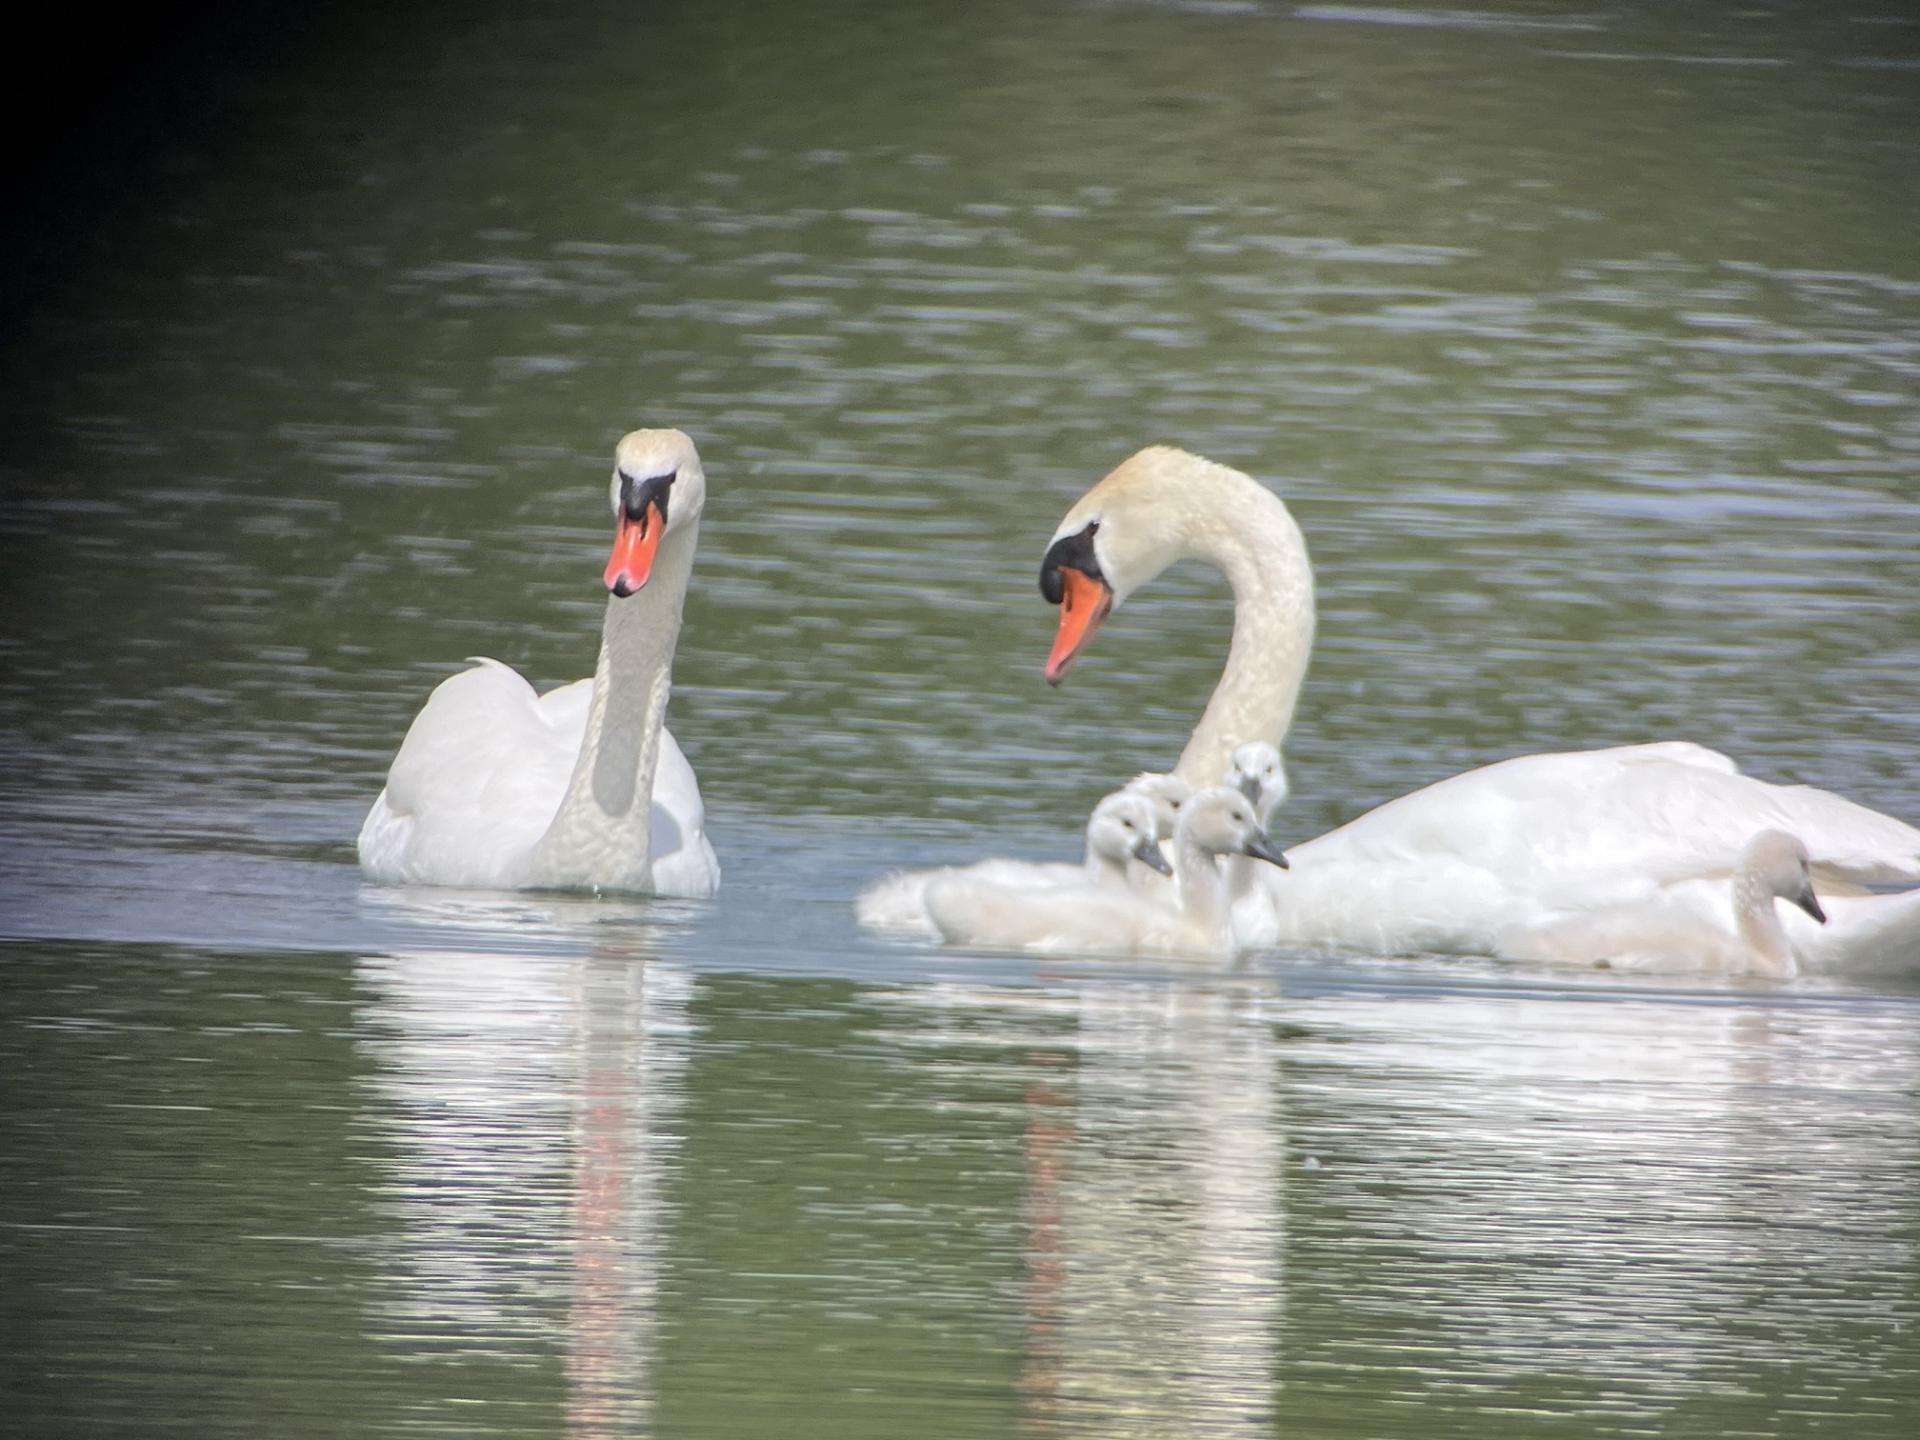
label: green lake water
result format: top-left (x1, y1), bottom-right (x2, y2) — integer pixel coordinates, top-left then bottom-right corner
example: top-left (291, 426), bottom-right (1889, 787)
top-left (3, 1), bottom-right (1918, 1434)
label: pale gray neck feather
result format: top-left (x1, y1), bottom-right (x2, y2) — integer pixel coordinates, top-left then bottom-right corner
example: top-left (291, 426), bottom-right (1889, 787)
top-left (1173, 833), bottom-right (1231, 938)
top-left (1733, 872), bottom-right (1797, 979)
top-left (1171, 474), bottom-right (1315, 788)
top-left (528, 522), bottom-right (696, 890)
top-left (1084, 846), bottom-right (1127, 886)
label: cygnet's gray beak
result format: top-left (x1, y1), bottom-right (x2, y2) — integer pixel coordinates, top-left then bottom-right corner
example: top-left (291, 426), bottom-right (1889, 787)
top-left (1242, 831), bottom-right (1289, 869)
top-left (1235, 773), bottom-right (1263, 805)
top-left (1794, 886), bottom-right (1827, 925)
top-left (1132, 835), bottom-right (1175, 877)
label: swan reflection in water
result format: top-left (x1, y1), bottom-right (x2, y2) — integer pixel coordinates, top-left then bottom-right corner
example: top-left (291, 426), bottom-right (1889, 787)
top-left (345, 888), bottom-right (1920, 1436)
top-left (353, 915), bottom-right (693, 1438)
top-left (1260, 983), bottom-right (1920, 1418)
top-left (889, 966), bottom-right (1920, 1435)
top-left (888, 972), bottom-right (1286, 1438)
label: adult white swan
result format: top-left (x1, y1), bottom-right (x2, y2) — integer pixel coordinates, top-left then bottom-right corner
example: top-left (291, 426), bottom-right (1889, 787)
top-left (1039, 445), bottom-right (1920, 960)
top-left (358, 429), bottom-right (720, 896)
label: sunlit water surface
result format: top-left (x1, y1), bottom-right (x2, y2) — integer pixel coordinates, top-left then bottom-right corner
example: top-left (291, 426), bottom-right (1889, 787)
top-left (4, 1), bottom-right (1918, 1434)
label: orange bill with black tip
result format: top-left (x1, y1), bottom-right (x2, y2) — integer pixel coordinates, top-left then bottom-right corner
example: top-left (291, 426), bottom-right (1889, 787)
top-left (604, 500), bottom-right (666, 596)
top-left (1044, 569), bottom-right (1113, 685)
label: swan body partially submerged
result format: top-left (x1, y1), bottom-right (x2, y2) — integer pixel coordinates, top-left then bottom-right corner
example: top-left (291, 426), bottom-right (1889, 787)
top-left (358, 429), bottom-right (719, 897)
top-left (1501, 829), bottom-right (1829, 978)
top-left (1039, 445), bottom-right (1920, 966)
top-left (855, 788), bottom-right (1172, 937)
top-left (924, 787), bottom-right (1288, 960)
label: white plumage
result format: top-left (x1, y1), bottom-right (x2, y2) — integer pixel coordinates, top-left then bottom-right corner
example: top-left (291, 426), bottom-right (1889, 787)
top-left (1038, 445), bottom-right (1920, 969)
top-left (923, 787), bottom-right (1289, 960)
top-left (358, 429), bottom-right (719, 897)
top-left (856, 786), bottom-right (1175, 938)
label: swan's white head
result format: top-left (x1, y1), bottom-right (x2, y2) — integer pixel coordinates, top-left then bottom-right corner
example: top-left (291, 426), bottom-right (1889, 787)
top-left (1742, 830), bottom-right (1826, 924)
top-left (1088, 791), bottom-right (1173, 876)
top-left (1122, 771), bottom-right (1194, 842)
top-left (604, 428), bottom-right (708, 597)
top-left (1179, 786), bottom-right (1289, 869)
top-left (1039, 445), bottom-right (1253, 684)
top-left (1224, 742), bottom-right (1288, 821)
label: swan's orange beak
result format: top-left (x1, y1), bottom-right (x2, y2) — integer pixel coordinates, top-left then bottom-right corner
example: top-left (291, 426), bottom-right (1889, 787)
top-left (1044, 570), bottom-right (1112, 686)
top-left (604, 501), bottom-right (666, 597)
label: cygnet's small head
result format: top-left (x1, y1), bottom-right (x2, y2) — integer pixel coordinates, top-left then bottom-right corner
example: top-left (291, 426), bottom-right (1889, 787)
top-left (604, 428), bottom-right (708, 597)
top-left (1743, 830), bottom-right (1826, 924)
top-left (1088, 791), bottom-right (1173, 876)
top-left (1122, 771), bottom-right (1194, 842)
top-left (1038, 446), bottom-right (1223, 685)
top-left (1224, 741), bottom-right (1287, 818)
top-left (1178, 786), bottom-right (1289, 869)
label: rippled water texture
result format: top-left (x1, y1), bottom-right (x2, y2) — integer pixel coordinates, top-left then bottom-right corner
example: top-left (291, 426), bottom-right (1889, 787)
top-left (3, 1), bottom-right (1918, 1434)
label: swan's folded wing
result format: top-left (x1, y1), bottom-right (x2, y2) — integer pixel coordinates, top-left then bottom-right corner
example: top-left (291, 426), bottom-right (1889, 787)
top-left (534, 676), bottom-right (595, 733)
top-left (856, 857), bottom-right (1089, 937)
top-left (645, 726), bottom-right (720, 897)
top-left (369, 661), bottom-right (576, 885)
top-left (1304, 744), bottom-right (1919, 894)
top-left (1784, 886), bottom-right (1920, 975)
top-left (924, 875), bottom-right (1107, 953)
top-left (1761, 786), bottom-right (1920, 888)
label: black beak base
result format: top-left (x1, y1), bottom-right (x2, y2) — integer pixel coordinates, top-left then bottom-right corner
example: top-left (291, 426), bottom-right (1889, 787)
top-left (619, 468), bottom-right (676, 525)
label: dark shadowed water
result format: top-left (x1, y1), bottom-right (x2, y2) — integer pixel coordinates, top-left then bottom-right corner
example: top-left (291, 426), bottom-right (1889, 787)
top-left (3, 1), bottom-right (1918, 1434)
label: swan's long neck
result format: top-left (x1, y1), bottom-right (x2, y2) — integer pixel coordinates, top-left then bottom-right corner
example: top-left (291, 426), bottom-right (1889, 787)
top-left (527, 521), bottom-right (697, 890)
top-left (1168, 473), bottom-right (1315, 788)
top-left (1173, 835), bottom-right (1232, 942)
top-left (1733, 873), bottom-right (1797, 979)
top-left (1083, 844), bottom-right (1127, 887)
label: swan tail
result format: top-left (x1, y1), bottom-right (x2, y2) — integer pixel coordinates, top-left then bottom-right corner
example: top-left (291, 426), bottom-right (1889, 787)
top-left (855, 870), bottom-right (942, 936)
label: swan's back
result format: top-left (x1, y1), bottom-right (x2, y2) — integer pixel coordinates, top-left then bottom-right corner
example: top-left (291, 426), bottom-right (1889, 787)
top-left (1499, 902), bottom-right (1756, 976)
top-left (1297, 743), bottom-right (1920, 898)
top-left (363, 662), bottom-right (576, 887)
top-left (1782, 887), bottom-right (1920, 977)
top-left (924, 875), bottom-right (1191, 957)
top-left (1259, 743), bottom-right (1920, 955)
top-left (856, 856), bottom-right (1087, 936)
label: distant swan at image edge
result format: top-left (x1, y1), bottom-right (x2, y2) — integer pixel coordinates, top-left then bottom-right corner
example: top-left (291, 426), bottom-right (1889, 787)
top-left (357, 428), bottom-right (719, 897)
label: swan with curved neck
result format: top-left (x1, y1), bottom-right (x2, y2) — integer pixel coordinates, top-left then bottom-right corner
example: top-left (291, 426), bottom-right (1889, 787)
top-left (924, 787), bottom-right (1289, 959)
top-left (1041, 446), bottom-right (1314, 789)
top-left (1040, 445), bottom-right (1920, 961)
top-left (358, 428), bottom-right (719, 896)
